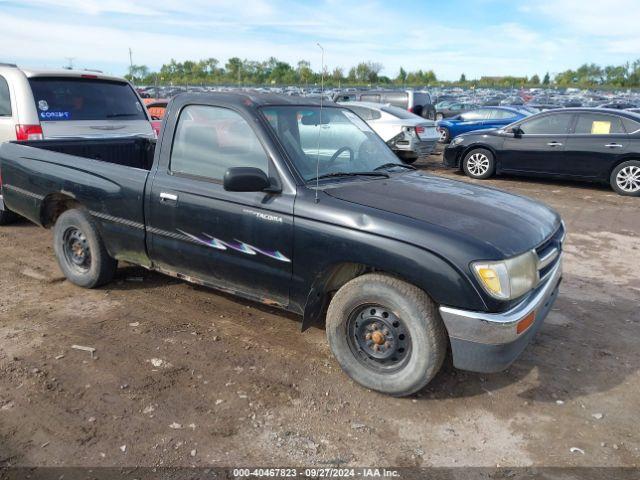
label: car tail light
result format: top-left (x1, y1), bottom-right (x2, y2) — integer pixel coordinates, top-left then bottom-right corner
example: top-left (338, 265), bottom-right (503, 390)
top-left (15, 124), bottom-right (44, 141)
top-left (415, 125), bottom-right (425, 135)
top-left (151, 120), bottom-right (162, 139)
top-left (81, 74), bottom-right (98, 79)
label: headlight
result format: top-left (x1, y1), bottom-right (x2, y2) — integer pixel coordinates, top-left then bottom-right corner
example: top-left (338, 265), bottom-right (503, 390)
top-left (472, 250), bottom-right (538, 300)
top-left (450, 136), bottom-right (464, 146)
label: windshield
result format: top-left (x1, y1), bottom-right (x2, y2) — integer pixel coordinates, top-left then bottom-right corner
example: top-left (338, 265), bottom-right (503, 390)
top-left (262, 106), bottom-right (401, 181)
top-left (29, 77), bottom-right (147, 121)
top-left (381, 105), bottom-right (419, 119)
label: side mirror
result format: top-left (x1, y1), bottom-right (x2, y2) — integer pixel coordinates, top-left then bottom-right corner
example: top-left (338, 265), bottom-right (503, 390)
top-left (223, 167), bottom-right (271, 192)
top-left (506, 126), bottom-right (523, 137)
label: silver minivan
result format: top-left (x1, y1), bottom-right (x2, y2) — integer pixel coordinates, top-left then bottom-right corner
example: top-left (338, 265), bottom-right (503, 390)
top-left (0, 63), bottom-right (153, 142)
top-left (0, 63), bottom-right (153, 223)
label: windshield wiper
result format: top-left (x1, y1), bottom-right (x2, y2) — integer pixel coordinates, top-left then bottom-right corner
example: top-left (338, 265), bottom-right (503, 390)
top-left (374, 162), bottom-right (416, 171)
top-left (312, 171), bottom-right (390, 182)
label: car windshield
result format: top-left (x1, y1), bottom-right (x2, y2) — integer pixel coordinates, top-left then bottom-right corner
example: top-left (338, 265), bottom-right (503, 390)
top-left (261, 106), bottom-right (402, 181)
top-left (29, 77), bottom-right (147, 121)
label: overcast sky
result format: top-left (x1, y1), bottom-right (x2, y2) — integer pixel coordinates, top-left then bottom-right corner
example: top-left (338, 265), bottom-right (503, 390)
top-left (1, 0), bottom-right (638, 80)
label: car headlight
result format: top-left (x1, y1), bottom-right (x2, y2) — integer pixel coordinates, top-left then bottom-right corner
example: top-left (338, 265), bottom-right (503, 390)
top-left (450, 136), bottom-right (464, 146)
top-left (472, 250), bottom-right (538, 300)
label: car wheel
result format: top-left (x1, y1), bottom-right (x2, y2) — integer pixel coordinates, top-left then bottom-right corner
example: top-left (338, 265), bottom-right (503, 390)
top-left (463, 148), bottom-right (495, 180)
top-left (435, 113), bottom-right (444, 121)
top-left (610, 160), bottom-right (640, 196)
top-left (439, 128), bottom-right (450, 143)
top-left (53, 209), bottom-right (117, 288)
top-left (326, 273), bottom-right (447, 397)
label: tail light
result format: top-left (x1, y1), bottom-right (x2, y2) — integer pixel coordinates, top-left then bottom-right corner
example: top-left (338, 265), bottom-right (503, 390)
top-left (15, 125), bottom-right (44, 141)
top-left (415, 125), bottom-right (425, 135)
top-left (151, 120), bottom-right (162, 139)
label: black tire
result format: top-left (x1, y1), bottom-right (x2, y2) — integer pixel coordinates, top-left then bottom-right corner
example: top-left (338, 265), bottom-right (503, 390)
top-left (610, 160), bottom-right (640, 196)
top-left (326, 273), bottom-right (447, 396)
top-left (439, 127), bottom-right (450, 143)
top-left (0, 208), bottom-right (18, 226)
top-left (53, 209), bottom-right (117, 288)
top-left (462, 148), bottom-right (495, 180)
top-left (396, 152), bottom-right (417, 164)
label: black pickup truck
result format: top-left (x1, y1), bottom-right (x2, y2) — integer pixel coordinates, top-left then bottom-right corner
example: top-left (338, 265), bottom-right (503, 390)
top-left (0, 93), bottom-right (564, 396)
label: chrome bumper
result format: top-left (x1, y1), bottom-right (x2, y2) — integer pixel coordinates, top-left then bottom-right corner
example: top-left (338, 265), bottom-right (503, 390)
top-left (440, 257), bottom-right (562, 345)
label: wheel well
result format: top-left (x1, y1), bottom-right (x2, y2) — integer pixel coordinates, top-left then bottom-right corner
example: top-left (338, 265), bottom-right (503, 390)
top-left (609, 158), bottom-right (640, 178)
top-left (40, 193), bottom-right (82, 228)
top-left (302, 262), bottom-right (426, 330)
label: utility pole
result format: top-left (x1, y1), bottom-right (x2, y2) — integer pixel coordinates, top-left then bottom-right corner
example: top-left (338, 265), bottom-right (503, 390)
top-left (128, 47), bottom-right (134, 83)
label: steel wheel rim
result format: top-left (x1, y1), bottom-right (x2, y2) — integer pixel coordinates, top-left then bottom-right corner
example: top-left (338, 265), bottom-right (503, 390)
top-left (62, 227), bottom-right (91, 273)
top-left (440, 129), bottom-right (449, 141)
top-left (616, 166), bottom-right (640, 192)
top-left (346, 304), bottom-right (412, 374)
top-left (467, 153), bottom-right (490, 176)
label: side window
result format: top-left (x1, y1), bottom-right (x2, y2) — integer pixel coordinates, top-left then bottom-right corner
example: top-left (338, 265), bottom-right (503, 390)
top-left (518, 113), bottom-right (573, 135)
top-left (0, 76), bottom-right (11, 117)
top-left (622, 117), bottom-right (640, 133)
top-left (170, 105), bottom-right (268, 181)
top-left (460, 110), bottom-right (487, 121)
top-left (574, 113), bottom-right (626, 135)
top-left (360, 94), bottom-right (381, 103)
top-left (382, 92), bottom-right (409, 108)
top-left (491, 109), bottom-right (518, 120)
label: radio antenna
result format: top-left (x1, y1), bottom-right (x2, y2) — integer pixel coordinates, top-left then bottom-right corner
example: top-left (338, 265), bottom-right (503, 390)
top-left (314, 42), bottom-right (325, 203)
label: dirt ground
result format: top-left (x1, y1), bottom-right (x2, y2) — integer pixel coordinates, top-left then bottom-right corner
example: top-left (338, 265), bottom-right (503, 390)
top-left (0, 150), bottom-right (639, 469)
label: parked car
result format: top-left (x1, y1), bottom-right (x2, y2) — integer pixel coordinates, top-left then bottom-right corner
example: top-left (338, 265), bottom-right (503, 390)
top-left (435, 102), bottom-right (476, 120)
top-left (0, 62), bottom-right (154, 225)
top-left (334, 90), bottom-right (436, 120)
top-left (443, 108), bottom-right (640, 196)
top-left (437, 106), bottom-right (530, 142)
top-left (345, 102), bottom-right (439, 163)
top-left (0, 92), bottom-right (564, 396)
top-left (598, 102), bottom-right (637, 110)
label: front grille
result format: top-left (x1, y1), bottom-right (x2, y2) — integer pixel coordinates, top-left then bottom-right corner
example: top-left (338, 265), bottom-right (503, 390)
top-left (535, 223), bottom-right (565, 284)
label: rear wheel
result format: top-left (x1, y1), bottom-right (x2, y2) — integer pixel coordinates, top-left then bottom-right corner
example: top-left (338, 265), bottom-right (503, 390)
top-left (439, 127), bottom-right (450, 143)
top-left (53, 209), bottom-right (117, 288)
top-left (326, 273), bottom-right (447, 396)
top-left (463, 148), bottom-right (495, 180)
top-left (0, 208), bottom-right (18, 226)
top-left (610, 160), bottom-right (640, 196)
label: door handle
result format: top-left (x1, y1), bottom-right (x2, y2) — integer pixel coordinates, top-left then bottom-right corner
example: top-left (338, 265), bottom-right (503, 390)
top-left (547, 141), bottom-right (563, 147)
top-left (159, 192), bottom-right (178, 204)
top-left (605, 143), bottom-right (624, 148)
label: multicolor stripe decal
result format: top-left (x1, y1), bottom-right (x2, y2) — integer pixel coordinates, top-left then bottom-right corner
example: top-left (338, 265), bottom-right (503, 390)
top-left (177, 229), bottom-right (291, 263)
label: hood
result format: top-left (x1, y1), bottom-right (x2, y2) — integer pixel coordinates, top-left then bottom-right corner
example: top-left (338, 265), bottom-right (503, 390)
top-left (324, 171), bottom-right (560, 257)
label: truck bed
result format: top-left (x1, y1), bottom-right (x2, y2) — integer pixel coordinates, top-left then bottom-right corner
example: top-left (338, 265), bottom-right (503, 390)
top-left (19, 137), bottom-right (156, 171)
top-left (0, 137), bottom-right (154, 267)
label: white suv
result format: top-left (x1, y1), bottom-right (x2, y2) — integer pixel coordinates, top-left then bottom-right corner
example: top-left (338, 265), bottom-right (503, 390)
top-left (0, 63), bottom-right (153, 143)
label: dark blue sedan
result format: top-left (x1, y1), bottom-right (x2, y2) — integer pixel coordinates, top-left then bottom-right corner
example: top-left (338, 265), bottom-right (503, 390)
top-left (437, 106), bottom-right (531, 142)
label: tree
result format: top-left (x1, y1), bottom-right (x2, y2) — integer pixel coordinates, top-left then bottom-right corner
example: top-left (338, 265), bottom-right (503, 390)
top-left (542, 72), bottom-right (550, 85)
top-left (297, 60), bottom-right (313, 86)
top-left (396, 67), bottom-right (407, 85)
top-left (225, 57), bottom-right (243, 84)
top-left (331, 67), bottom-right (344, 84)
top-left (459, 73), bottom-right (466, 83)
top-left (530, 74), bottom-right (540, 85)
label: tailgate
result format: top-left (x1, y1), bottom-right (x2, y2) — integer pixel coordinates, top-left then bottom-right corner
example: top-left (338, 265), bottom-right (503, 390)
top-left (40, 119), bottom-right (154, 139)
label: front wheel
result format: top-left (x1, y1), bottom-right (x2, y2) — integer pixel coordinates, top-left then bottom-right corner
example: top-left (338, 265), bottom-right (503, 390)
top-left (326, 273), bottom-right (447, 396)
top-left (462, 148), bottom-right (495, 180)
top-left (53, 209), bottom-right (117, 288)
top-left (610, 160), bottom-right (640, 196)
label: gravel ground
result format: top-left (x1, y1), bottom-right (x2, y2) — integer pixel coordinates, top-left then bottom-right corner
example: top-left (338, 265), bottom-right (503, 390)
top-left (0, 150), bottom-right (638, 469)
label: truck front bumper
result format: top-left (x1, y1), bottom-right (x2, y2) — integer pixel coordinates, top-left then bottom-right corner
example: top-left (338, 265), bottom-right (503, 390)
top-left (439, 258), bottom-right (562, 373)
